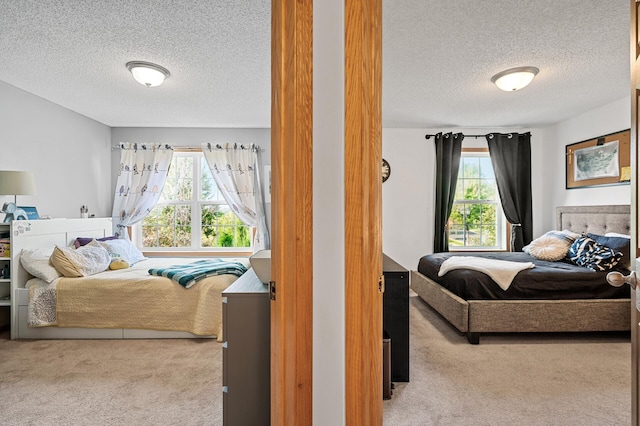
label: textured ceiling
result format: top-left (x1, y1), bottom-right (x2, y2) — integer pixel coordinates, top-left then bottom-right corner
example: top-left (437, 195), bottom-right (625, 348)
top-left (0, 1), bottom-right (630, 129)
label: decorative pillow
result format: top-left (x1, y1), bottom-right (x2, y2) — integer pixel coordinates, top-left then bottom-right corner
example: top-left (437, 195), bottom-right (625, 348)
top-left (567, 236), bottom-right (623, 272)
top-left (74, 235), bottom-right (119, 249)
top-left (604, 232), bottom-right (631, 239)
top-left (523, 230), bottom-right (578, 261)
top-left (98, 239), bottom-right (146, 265)
top-left (20, 247), bottom-right (61, 283)
top-left (49, 244), bottom-right (111, 277)
top-left (587, 233), bottom-right (631, 271)
top-left (109, 259), bottom-right (130, 270)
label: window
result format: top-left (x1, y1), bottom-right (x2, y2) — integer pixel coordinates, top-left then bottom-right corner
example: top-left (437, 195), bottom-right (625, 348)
top-left (135, 151), bottom-right (251, 251)
top-left (448, 149), bottom-right (508, 250)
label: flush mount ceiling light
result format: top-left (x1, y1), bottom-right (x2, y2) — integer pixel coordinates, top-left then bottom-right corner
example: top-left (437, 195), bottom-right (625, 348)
top-left (126, 61), bottom-right (170, 87)
top-left (491, 66), bottom-right (539, 92)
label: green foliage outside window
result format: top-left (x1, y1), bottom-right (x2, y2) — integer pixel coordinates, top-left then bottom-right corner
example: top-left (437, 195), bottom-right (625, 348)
top-left (449, 154), bottom-right (502, 248)
top-left (201, 205), bottom-right (251, 248)
top-left (141, 153), bottom-right (251, 249)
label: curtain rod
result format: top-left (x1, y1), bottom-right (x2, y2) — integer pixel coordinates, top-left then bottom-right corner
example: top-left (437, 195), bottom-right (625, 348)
top-left (424, 132), bottom-right (531, 140)
top-left (111, 144), bottom-right (262, 152)
top-left (424, 134), bottom-right (486, 139)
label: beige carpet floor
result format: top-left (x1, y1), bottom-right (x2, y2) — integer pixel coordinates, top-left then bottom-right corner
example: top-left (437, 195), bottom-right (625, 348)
top-left (0, 333), bottom-right (222, 425)
top-left (0, 291), bottom-right (631, 425)
top-left (384, 292), bottom-right (631, 425)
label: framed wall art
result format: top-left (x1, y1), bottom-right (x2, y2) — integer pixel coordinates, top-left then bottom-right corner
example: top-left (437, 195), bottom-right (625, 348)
top-left (18, 206), bottom-right (40, 220)
top-left (565, 129), bottom-right (630, 189)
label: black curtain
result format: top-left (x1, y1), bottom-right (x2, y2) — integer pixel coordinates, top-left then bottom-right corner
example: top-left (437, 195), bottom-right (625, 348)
top-left (433, 132), bottom-right (464, 253)
top-left (486, 132), bottom-right (533, 252)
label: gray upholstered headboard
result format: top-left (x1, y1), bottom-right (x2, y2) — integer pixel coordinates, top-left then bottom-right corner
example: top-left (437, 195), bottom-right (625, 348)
top-left (556, 205), bottom-right (631, 236)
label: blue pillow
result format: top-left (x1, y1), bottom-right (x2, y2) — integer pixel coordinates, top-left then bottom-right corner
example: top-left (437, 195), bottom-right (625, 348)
top-left (567, 236), bottom-right (622, 272)
top-left (587, 233), bottom-right (631, 271)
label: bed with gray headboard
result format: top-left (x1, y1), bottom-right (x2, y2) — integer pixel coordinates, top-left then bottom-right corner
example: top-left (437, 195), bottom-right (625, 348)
top-left (411, 205), bottom-right (632, 344)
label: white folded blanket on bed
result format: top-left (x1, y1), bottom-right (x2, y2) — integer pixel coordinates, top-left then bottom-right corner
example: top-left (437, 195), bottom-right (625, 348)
top-left (438, 256), bottom-right (535, 291)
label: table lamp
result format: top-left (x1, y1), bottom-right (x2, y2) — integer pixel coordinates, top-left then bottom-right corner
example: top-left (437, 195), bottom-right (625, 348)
top-left (0, 171), bottom-right (37, 222)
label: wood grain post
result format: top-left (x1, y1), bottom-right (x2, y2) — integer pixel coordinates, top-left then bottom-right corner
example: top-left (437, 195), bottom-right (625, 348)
top-left (345, 0), bottom-right (384, 424)
top-left (271, 0), bottom-right (313, 424)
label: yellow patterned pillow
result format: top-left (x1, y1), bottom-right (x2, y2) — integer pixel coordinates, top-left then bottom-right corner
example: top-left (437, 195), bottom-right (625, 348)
top-left (49, 244), bottom-right (111, 277)
top-left (109, 259), bottom-right (130, 270)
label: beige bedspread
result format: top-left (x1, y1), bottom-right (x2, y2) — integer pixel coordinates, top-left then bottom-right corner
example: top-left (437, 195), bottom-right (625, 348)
top-left (34, 258), bottom-right (247, 340)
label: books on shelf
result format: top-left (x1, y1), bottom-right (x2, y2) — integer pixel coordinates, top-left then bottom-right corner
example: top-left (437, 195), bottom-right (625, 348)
top-left (0, 238), bottom-right (9, 257)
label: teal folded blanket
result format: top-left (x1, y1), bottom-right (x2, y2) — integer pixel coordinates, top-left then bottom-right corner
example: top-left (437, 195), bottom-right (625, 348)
top-left (148, 259), bottom-right (247, 288)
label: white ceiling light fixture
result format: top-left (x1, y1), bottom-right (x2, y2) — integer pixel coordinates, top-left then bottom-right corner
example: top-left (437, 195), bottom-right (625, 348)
top-left (126, 61), bottom-right (171, 87)
top-left (491, 66), bottom-right (539, 92)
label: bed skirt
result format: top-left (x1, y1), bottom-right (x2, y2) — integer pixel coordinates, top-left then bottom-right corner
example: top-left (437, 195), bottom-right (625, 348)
top-left (410, 270), bottom-right (631, 344)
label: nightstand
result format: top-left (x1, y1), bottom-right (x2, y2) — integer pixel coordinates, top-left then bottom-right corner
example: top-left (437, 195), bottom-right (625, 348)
top-left (383, 254), bottom-right (409, 382)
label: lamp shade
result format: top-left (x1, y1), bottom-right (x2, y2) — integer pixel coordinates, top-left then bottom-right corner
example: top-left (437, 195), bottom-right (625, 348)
top-left (0, 171), bottom-right (37, 197)
top-left (126, 61), bottom-right (170, 87)
top-left (491, 66), bottom-right (539, 91)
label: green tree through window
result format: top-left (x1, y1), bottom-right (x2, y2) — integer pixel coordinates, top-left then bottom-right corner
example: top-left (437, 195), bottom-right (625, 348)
top-left (138, 152), bottom-right (251, 250)
top-left (448, 150), bottom-right (507, 250)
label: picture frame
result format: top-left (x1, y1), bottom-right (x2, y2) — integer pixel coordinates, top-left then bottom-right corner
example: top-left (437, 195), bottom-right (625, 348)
top-left (17, 206), bottom-right (40, 220)
top-left (565, 129), bottom-right (630, 189)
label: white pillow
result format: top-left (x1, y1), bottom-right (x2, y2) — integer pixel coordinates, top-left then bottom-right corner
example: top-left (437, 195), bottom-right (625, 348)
top-left (523, 230), bottom-right (577, 261)
top-left (604, 232), bottom-right (631, 239)
top-left (20, 248), bottom-right (61, 283)
top-left (99, 239), bottom-right (146, 265)
top-left (49, 244), bottom-right (111, 277)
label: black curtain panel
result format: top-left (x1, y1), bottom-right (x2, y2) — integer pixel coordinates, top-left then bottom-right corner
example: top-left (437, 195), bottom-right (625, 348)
top-left (486, 132), bottom-right (533, 252)
top-left (433, 132), bottom-right (464, 253)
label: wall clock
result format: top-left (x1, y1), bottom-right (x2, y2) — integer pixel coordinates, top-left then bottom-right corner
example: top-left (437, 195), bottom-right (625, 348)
top-left (382, 158), bottom-right (391, 183)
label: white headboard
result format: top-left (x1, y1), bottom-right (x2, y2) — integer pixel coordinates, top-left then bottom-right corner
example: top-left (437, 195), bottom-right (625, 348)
top-left (10, 217), bottom-right (113, 337)
top-left (11, 217), bottom-right (113, 289)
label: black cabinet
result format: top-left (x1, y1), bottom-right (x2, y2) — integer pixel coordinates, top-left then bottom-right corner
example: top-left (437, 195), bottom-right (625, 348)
top-left (383, 254), bottom-right (409, 382)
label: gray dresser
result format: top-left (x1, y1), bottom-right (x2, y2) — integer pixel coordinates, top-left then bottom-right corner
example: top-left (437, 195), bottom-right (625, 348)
top-left (222, 268), bottom-right (270, 426)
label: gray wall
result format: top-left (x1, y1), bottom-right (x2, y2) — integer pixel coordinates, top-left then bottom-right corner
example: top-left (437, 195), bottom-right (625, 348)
top-left (110, 127), bottom-right (272, 233)
top-left (0, 81), bottom-right (112, 219)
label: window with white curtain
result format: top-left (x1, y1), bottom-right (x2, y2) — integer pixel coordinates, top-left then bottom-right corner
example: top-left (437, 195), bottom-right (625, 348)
top-left (133, 151), bottom-right (252, 251)
top-left (449, 149), bottom-right (508, 251)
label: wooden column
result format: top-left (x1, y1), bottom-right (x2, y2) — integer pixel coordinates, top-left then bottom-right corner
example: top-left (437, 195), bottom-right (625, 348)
top-left (345, 0), bottom-right (384, 424)
top-left (271, 0), bottom-right (313, 424)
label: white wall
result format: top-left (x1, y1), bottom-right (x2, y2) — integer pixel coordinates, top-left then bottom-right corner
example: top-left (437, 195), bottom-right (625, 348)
top-left (382, 97), bottom-right (630, 270)
top-left (381, 128), bottom-right (433, 270)
top-left (313, 1), bottom-right (345, 423)
top-left (382, 126), bottom-right (539, 270)
top-left (539, 96), bottom-right (631, 231)
top-left (0, 81), bottom-right (112, 219)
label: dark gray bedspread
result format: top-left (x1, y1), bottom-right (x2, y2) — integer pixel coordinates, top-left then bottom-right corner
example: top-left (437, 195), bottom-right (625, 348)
top-left (417, 252), bottom-right (630, 300)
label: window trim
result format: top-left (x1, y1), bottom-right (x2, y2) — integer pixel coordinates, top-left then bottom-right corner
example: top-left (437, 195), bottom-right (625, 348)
top-left (449, 148), bottom-right (510, 252)
top-left (133, 149), bottom-right (253, 252)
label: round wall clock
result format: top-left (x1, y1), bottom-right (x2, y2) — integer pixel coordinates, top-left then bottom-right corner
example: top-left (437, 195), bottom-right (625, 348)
top-left (382, 158), bottom-right (391, 183)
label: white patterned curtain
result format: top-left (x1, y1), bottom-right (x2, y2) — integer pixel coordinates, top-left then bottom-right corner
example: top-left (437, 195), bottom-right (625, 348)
top-left (201, 142), bottom-right (270, 251)
top-left (112, 143), bottom-right (173, 238)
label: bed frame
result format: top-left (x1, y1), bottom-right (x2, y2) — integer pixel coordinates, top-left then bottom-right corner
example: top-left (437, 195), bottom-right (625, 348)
top-left (10, 218), bottom-right (217, 340)
top-left (411, 205), bottom-right (632, 344)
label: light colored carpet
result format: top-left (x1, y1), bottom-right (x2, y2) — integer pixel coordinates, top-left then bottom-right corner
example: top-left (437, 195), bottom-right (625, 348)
top-left (0, 333), bottom-right (222, 425)
top-left (383, 292), bottom-right (631, 425)
top-left (0, 292), bottom-right (631, 426)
